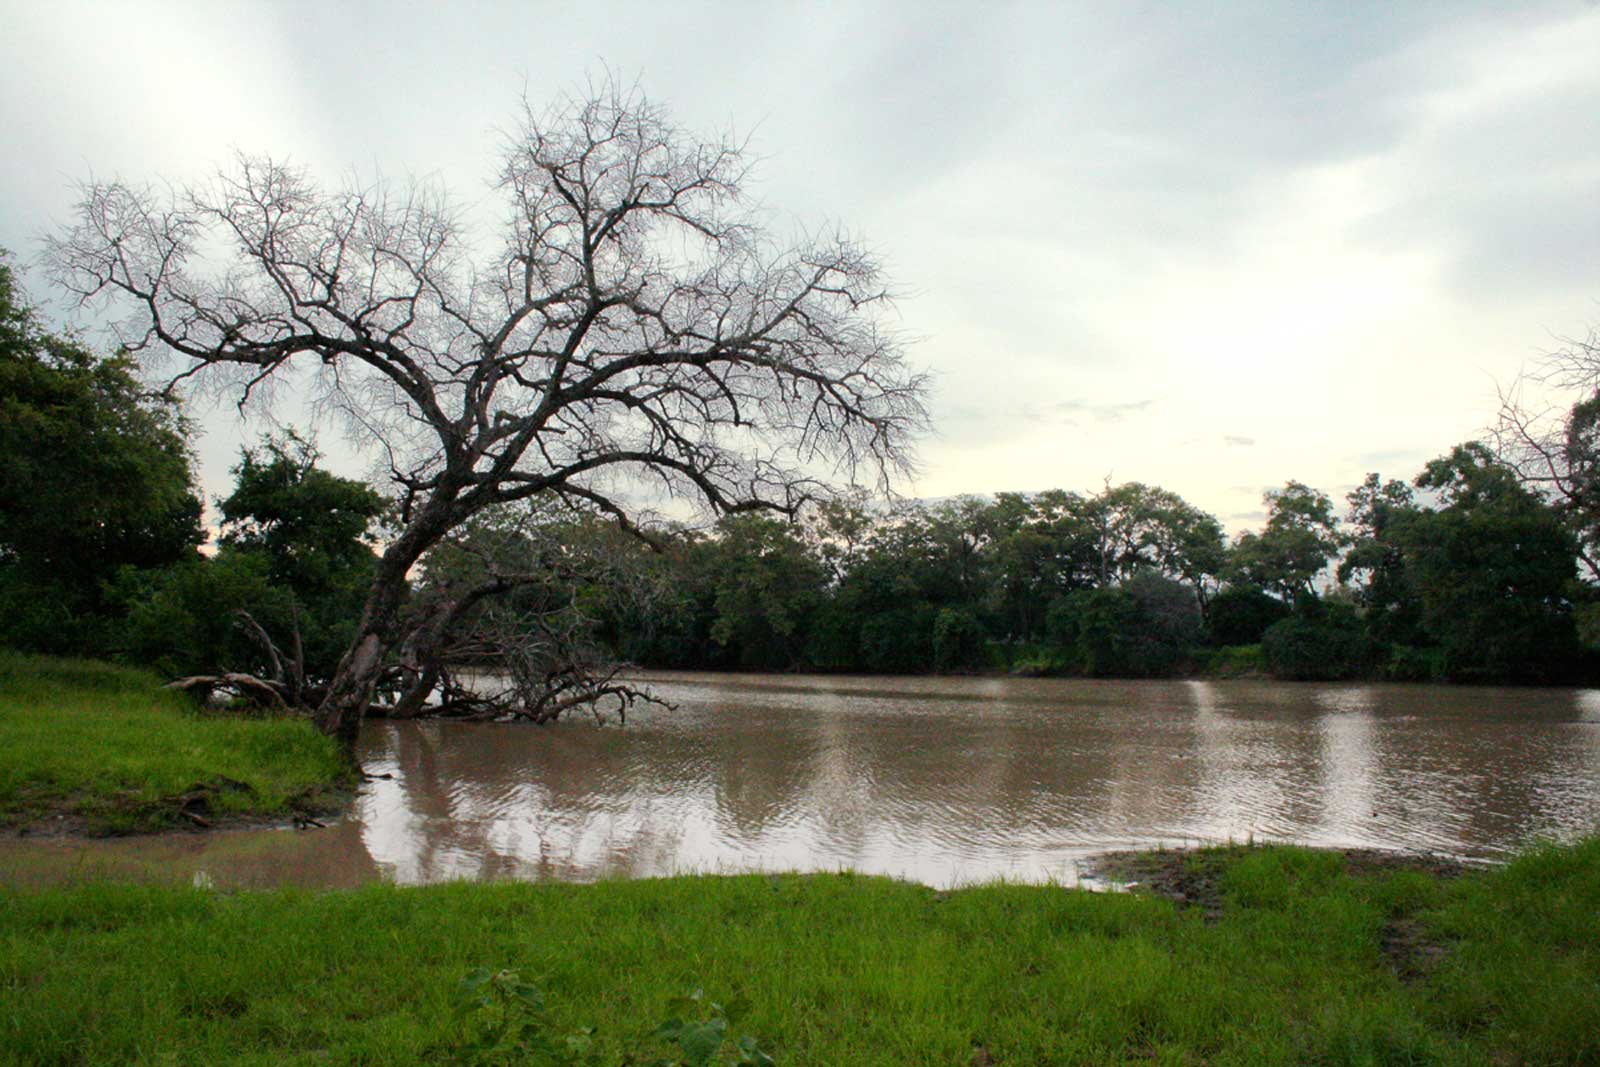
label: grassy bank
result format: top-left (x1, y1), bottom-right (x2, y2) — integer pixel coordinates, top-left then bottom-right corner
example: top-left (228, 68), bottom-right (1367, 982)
top-left (3, 840), bottom-right (1598, 1065)
top-left (0, 652), bottom-right (348, 833)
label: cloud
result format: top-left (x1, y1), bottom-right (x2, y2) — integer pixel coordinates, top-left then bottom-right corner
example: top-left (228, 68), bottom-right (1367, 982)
top-left (1053, 398), bottom-right (1157, 424)
top-left (4, 0), bottom-right (1597, 536)
top-left (1349, 448), bottom-right (1430, 472)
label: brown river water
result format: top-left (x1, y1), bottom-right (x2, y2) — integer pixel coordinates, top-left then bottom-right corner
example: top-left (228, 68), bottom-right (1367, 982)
top-left (8, 673), bottom-right (1600, 889)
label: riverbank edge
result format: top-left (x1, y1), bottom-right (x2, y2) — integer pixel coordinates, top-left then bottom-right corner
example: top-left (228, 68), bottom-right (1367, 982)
top-left (3, 837), bottom-right (1597, 1065)
top-left (0, 652), bottom-right (351, 837)
top-left (3, 782), bottom-right (354, 840)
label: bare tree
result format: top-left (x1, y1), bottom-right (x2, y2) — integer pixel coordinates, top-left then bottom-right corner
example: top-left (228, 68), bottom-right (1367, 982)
top-left (1491, 328), bottom-right (1600, 581)
top-left (44, 79), bottom-right (927, 742)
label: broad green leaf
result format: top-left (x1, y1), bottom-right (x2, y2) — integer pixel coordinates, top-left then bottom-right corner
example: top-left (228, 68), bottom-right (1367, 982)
top-left (677, 1018), bottom-right (727, 1067)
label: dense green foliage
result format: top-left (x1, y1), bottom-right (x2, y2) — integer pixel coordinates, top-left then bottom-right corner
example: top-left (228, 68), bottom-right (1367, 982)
top-left (1394, 444), bottom-right (1581, 683)
top-left (570, 450), bottom-right (1597, 683)
top-left (0, 257), bottom-right (380, 682)
top-left (3, 839), bottom-right (1598, 1064)
top-left (0, 256), bottom-right (204, 654)
top-left (1261, 606), bottom-right (1376, 682)
top-left (151, 434), bottom-right (384, 680)
top-left (102, 436), bottom-right (383, 683)
top-left (0, 652), bottom-right (347, 832)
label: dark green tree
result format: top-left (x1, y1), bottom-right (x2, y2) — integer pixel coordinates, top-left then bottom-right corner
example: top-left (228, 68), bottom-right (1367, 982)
top-left (1338, 473), bottom-right (1422, 647)
top-left (1227, 481), bottom-right (1344, 603)
top-left (1394, 443), bottom-right (1580, 683)
top-left (216, 432), bottom-right (387, 683)
top-left (1260, 603), bottom-right (1376, 681)
top-left (0, 254), bottom-right (203, 653)
top-left (1205, 585), bottom-right (1290, 646)
top-left (220, 433), bottom-right (385, 592)
top-left (107, 434), bottom-right (386, 691)
top-left (705, 514), bottom-right (829, 670)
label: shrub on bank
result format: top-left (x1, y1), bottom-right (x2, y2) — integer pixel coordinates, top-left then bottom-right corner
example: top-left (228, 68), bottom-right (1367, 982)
top-left (1195, 644), bottom-right (1267, 678)
top-left (1383, 644), bottom-right (1446, 683)
top-left (1261, 610), bottom-right (1378, 681)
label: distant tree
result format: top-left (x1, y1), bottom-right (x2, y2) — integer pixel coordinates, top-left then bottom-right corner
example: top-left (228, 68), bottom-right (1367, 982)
top-left (1119, 569), bottom-right (1203, 674)
top-left (220, 432), bottom-right (385, 592)
top-left (1047, 571), bottom-right (1199, 678)
top-left (46, 80), bottom-right (925, 738)
top-left (1338, 473), bottom-right (1423, 646)
top-left (931, 606), bottom-right (986, 672)
top-left (1227, 481), bottom-right (1344, 603)
top-left (706, 514), bottom-right (829, 670)
top-left (109, 435), bottom-right (386, 696)
top-left (217, 432), bottom-right (387, 687)
top-left (1047, 588), bottom-right (1138, 676)
top-left (1089, 482), bottom-right (1227, 607)
top-left (1261, 604), bottom-right (1376, 681)
top-left (108, 550), bottom-right (286, 680)
top-left (986, 491), bottom-right (1096, 641)
top-left (0, 253), bottom-right (203, 653)
top-left (804, 490), bottom-right (877, 586)
top-left (1394, 443), bottom-right (1579, 683)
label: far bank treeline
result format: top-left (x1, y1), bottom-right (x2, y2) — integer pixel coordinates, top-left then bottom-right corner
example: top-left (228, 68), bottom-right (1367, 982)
top-left (3, 252), bottom-right (1598, 688)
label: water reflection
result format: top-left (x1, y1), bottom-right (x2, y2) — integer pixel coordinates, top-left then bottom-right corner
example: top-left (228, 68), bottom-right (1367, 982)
top-left (6, 673), bottom-right (1600, 889)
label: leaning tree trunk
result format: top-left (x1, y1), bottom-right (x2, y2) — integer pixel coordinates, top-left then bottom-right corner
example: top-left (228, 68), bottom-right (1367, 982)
top-left (315, 622), bottom-right (394, 747)
top-left (315, 503), bottom-right (453, 746)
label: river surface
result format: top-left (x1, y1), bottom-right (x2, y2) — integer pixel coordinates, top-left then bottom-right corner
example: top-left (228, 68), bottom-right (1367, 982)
top-left (8, 673), bottom-right (1600, 889)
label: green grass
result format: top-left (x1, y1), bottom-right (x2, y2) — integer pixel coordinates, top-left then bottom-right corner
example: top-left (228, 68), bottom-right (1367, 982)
top-left (0, 652), bottom-right (348, 832)
top-left (3, 840), bottom-right (1598, 1065)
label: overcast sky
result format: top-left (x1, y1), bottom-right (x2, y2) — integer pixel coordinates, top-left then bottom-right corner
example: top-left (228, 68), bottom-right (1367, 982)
top-left (4, 1), bottom-right (1598, 530)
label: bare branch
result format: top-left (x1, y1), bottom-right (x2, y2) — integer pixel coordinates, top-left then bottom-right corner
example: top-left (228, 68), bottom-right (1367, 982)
top-left (43, 75), bottom-right (927, 738)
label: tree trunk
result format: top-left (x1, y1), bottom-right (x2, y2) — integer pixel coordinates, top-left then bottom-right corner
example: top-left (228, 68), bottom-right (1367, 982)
top-left (314, 498), bottom-right (455, 745)
top-left (315, 626), bottom-right (391, 746)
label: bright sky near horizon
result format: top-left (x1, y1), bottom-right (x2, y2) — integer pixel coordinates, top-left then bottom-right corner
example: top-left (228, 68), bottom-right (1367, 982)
top-left (3, 1), bottom-right (1598, 532)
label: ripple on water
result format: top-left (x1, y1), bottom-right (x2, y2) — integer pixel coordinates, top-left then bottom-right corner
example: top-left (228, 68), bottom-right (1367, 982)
top-left (7, 673), bottom-right (1600, 889)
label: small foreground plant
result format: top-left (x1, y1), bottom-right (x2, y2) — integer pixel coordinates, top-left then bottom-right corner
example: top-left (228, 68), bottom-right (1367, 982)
top-left (450, 968), bottom-right (598, 1066)
top-left (649, 989), bottom-right (774, 1067)
top-left (449, 971), bottom-right (773, 1066)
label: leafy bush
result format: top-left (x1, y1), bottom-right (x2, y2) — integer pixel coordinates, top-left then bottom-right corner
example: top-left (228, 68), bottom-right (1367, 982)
top-left (1005, 647), bottom-right (1073, 676)
top-left (1383, 644), bottom-right (1445, 683)
top-left (107, 552), bottom-right (286, 679)
top-left (1261, 610), bottom-right (1377, 681)
top-left (931, 607), bottom-right (986, 671)
top-left (450, 968), bottom-right (598, 1066)
top-left (1197, 644), bottom-right (1266, 678)
top-left (1046, 577), bottom-right (1199, 677)
top-left (1046, 589), bottom-right (1138, 676)
top-left (1205, 586), bottom-right (1290, 646)
top-left (859, 604), bottom-right (937, 673)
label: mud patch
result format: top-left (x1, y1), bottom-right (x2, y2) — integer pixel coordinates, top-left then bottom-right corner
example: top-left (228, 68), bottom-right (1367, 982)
top-left (1380, 915), bottom-right (1450, 982)
top-left (1087, 845), bottom-right (1471, 924)
top-left (7, 778), bottom-right (350, 838)
top-left (1086, 849), bottom-right (1232, 921)
top-left (149, 776), bottom-right (259, 828)
top-left (1342, 849), bottom-right (1466, 880)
